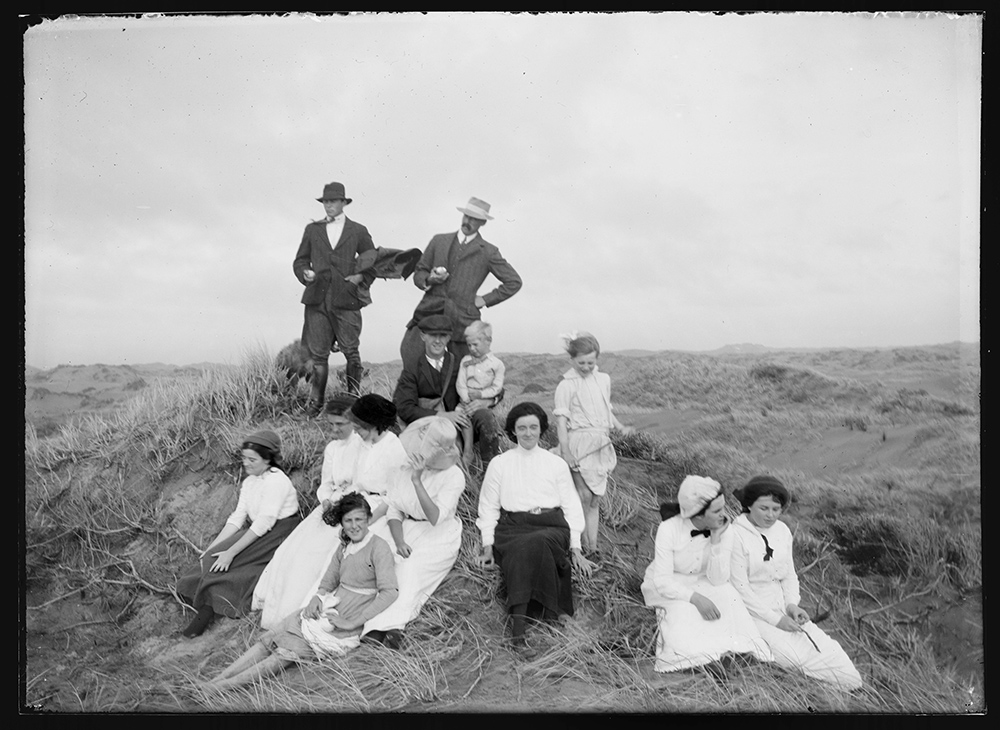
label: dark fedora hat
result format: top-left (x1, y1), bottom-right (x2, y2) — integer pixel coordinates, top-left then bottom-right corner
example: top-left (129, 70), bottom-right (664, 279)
top-left (417, 314), bottom-right (454, 336)
top-left (316, 182), bottom-right (353, 204)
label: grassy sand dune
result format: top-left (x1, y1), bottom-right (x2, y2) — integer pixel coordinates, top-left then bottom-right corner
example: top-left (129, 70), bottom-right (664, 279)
top-left (24, 344), bottom-right (982, 713)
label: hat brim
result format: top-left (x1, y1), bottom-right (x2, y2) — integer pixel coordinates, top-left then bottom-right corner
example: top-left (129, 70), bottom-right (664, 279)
top-left (318, 197), bottom-right (353, 204)
top-left (456, 206), bottom-right (492, 220)
top-left (420, 329), bottom-right (452, 336)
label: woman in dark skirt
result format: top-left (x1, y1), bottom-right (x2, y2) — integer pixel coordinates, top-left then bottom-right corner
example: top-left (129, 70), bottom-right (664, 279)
top-left (476, 402), bottom-right (595, 651)
top-left (176, 430), bottom-right (301, 638)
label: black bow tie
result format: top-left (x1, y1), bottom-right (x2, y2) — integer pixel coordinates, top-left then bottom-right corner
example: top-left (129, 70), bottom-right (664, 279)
top-left (762, 534), bottom-right (774, 561)
top-left (690, 528), bottom-right (711, 539)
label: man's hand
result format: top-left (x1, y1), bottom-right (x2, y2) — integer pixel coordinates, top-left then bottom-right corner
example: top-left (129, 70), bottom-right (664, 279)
top-left (474, 295), bottom-right (486, 309)
top-left (426, 269), bottom-right (449, 285)
top-left (442, 410), bottom-right (471, 429)
top-left (303, 269), bottom-right (316, 283)
top-left (344, 274), bottom-right (363, 285)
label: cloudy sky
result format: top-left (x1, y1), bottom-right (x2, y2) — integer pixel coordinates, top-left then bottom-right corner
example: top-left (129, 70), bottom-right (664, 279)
top-left (24, 12), bottom-right (981, 369)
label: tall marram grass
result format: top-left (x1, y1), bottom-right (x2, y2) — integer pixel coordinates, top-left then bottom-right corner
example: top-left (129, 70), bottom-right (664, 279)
top-left (25, 346), bottom-right (983, 713)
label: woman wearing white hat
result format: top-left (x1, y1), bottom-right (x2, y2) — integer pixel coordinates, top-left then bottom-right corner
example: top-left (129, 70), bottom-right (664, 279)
top-left (361, 416), bottom-right (468, 649)
top-left (640, 475), bottom-right (771, 673)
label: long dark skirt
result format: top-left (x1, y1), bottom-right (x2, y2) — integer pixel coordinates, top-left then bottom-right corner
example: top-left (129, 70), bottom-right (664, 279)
top-left (493, 508), bottom-right (574, 617)
top-left (176, 515), bottom-right (300, 619)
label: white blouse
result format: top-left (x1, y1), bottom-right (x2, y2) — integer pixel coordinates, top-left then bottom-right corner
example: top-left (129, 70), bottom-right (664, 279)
top-left (730, 514), bottom-right (802, 626)
top-left (385, 464), bottom-right (466, 524)
top-left (646, 515), bottom-right (734, 603)
top-left (317, 432), bottom-right (367, 503)
top-left (226, 468), bottom-right (300, 537)
top-left (352, 432), bottom-right (409, 497)
top-left (476, 445), bottom-right (586, 549)
top-left (553, 366), bottom-right (614, 430)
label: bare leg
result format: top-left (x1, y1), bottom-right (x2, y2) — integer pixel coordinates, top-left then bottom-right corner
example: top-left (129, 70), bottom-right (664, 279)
top-left (572, 472), bottom-right (599, 552)
top-left (207, 655), bottom-right (294, 691)
top-left (212, 642), bottom-right (271, 681)
top-left (462, 423), bottom-right (475, 464)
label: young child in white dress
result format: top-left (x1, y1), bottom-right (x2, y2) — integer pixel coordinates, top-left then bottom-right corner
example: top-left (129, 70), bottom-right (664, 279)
top-left (455, 321), bottom-right (505, 465)
top-left (553, 331), bottom-right (631, 556)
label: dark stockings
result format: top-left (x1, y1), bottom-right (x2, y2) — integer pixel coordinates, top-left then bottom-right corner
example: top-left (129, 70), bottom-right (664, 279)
top-left (182, 605), bottom-right (216, 638)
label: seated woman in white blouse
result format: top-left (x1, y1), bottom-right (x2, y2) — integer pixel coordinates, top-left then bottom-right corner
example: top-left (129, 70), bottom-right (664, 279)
top-left (363, 416), bottom-right (467, 650)
top-left (730, 475), bottom-right (863, 691)
top-left (640, 475), bottom-right (771, 672)
top-left (476, 401), bottom-right (595, 651)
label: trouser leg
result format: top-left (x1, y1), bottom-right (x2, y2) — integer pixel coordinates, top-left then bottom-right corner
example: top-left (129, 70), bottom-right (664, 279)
top-left (308, 361), bottom-right (329, 416)
top-left (329, 308), bottom-right (363, 394)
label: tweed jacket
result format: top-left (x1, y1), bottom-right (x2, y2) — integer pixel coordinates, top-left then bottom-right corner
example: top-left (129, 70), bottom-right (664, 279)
top-left (292, 217), bottom-right (375, 311)
top-left (407, 232), bottom-right (522, 342)
top-left (393, 351), bottom-right (461, 426)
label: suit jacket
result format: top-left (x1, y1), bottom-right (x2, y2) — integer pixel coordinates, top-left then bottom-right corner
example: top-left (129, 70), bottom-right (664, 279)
top-left (292, 217), bottom-right (375, 311)
top-left (393, 351), bottom-right (461, 425)
top-left (408, 232), bottom-right (522, 342)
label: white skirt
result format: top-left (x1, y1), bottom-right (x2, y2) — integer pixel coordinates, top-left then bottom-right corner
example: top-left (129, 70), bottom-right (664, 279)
top-left (362, 515), bottom-right (462, 633)
top-left (642, 575), bottom-right (772, 672)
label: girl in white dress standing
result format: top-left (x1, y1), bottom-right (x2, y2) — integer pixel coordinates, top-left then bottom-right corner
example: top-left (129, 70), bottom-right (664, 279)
top-left (640, 475), bottom-right (771, 673)
top-left (252, 394), bottom-right (366, 630)
top-left (730, 475), bottom-right (863, 690)
top-left (553, 331), bottom-right (632, 558)
top-left (363, 416), bottom-right (467, 649)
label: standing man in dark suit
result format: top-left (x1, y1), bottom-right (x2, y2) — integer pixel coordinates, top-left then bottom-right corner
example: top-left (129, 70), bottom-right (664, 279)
top-left (393, 314), bottom-right (503, 464)
top-left (400, 197), bottom-right (522, 368)
top-left (293, 182), bottom-right (375, 412)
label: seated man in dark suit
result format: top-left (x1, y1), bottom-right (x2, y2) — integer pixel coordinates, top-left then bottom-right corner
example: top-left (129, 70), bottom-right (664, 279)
top-left (393, 314), bottom-right (503, 466)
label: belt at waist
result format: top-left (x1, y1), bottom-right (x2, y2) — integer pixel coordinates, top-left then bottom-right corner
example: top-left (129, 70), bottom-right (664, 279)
top-left (340, 583), bottom-right (377, 596)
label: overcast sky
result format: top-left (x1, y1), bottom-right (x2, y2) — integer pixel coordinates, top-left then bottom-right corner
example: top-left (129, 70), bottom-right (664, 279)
top-left (23, 12), bottom-right (981, 369)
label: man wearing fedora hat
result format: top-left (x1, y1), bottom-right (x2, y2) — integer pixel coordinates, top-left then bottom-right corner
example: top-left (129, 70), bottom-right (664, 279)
top-left (394, 314), bottom-right (503, 465)
top-left (293, 182), bottom-right (376, 412)
top-left (399, 196), bottom-right (522, 369)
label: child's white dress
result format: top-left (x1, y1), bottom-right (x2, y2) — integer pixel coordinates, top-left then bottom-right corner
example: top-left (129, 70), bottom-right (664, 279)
top-left (553, 366), bottom-right (617, 496)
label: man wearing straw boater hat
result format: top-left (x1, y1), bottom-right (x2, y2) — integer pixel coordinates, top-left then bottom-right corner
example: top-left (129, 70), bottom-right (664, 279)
top-left (293, 182), bottom-right (376, 413)
top-left (399, 196), bottom-right (522, 368)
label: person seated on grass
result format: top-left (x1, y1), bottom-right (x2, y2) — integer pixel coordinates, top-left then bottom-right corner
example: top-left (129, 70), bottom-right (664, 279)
top-left (640, 475), bottom-right (772, 674)
top-left (362, 416), bottom-right (466, 650)
top-left (206, 493), bottom-right (398, 691)
top-left (729, 475), bottom-right (863, 691)
top-left (177, 430), bottom-right (300, 638)
top-left (475, 401), bottom-right (595, 655)
top-left (455, 320), bottom-right (505, 465)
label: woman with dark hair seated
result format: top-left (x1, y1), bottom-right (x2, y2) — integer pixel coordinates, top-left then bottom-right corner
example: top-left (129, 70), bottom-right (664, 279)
top-left (730, 475), bottom-right (862, 690)
top-left (177, 430), bottom-right (301, 638)
top-left (206, 492), bottom-right (398, 690)
top-left (640, 475), bottom-right (771, 673)
top-left (475, 401), bottom-right (595, 651)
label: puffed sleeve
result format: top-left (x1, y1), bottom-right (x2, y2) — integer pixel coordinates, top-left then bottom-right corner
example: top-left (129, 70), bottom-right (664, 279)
top-left (247, 470), bottom-right (296, 536)
top-left (359, 538), bottom-right (400, 621)
top-left (476, 456), bottom-right (503, 547)
top-left (553, 377), bottom-right (573, 419)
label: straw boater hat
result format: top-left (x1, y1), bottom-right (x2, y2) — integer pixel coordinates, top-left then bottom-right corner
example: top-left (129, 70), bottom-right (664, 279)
top-left (456, 196), bottom-right (494, 220)
top-left (399, 416), bottom-right (461, 471)
top-left (316, 182), bottom-right (353, 204)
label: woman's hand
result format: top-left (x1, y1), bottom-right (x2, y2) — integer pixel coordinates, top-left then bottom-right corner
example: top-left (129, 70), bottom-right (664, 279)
top-left (571, 548), bottom-right (596, 577)
top-left (303, 595), bottom-right (325, 620)
top-left (690, 592), bottom-right (721, 621)
top-left (709, 515), bottom-right (731, 544)
top-left (560, 449), bottom-right (580, 471)
top-left (776, 615), bottom-right (802, 633)
top-left (476, 545), bottom-right (495, 569)
top-left (210, 549), bottom-right (235, 572)
top-left (786, 604), bottom-right (810, 626)
top-left (396, 541), bottom-right (413, 558)
top-left (409, 453), bottom-right (427, 480)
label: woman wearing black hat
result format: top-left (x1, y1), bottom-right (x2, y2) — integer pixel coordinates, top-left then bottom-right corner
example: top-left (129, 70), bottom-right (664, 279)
top-left (177, 430), bottom-right (301, 638)
top-left (730, 475), bottom-right (863, 690)
top-left (343, 394), bottom-right (410, 525)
